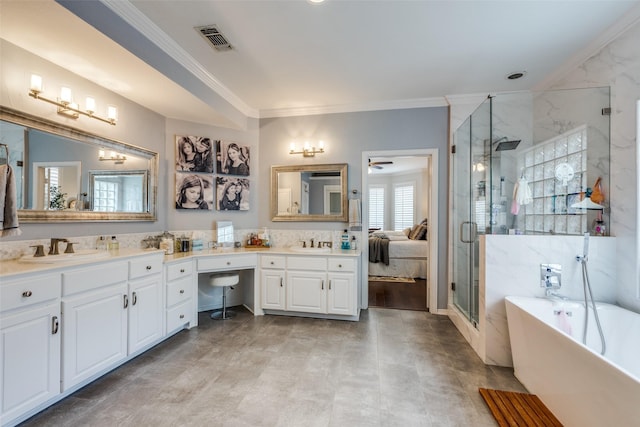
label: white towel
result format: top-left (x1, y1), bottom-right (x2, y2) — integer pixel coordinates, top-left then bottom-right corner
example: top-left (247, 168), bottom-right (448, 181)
top-left (348, 198), bottom-right (361, 228)
top-left (511, 177), bottom-right (533, 215)
top-left (0, 164), bottom-right (22, 237)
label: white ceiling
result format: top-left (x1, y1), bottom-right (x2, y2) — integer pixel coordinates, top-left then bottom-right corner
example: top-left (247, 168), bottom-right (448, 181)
top-left (2, 0), bottom-right (639, 128)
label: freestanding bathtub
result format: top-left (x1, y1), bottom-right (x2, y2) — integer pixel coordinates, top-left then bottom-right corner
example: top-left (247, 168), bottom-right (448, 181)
top-left (505, 296), bottom-right (640, 427)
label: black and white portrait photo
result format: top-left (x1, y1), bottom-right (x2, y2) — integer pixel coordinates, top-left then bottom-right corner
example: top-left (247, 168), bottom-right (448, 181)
top-left (175, 135), bottom-right (214, 173)
top-left (216, 140), bottom-right (250, 176)
top-left (216, 177), bottom-right (250, 211)
top-left (175, 173), bottom-right (214, 210)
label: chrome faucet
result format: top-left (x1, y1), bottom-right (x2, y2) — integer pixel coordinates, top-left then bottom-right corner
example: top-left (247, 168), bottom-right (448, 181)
top-left (320, 241), bottom-right (332, 249)
top-left (49, 238), bottom-right (68, 255)
top-left (545, 289), bottom-right (569, 301)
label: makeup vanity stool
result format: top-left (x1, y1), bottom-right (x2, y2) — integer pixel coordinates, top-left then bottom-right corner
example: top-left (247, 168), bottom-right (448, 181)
top-left (209, 273), bottom-right (239, 319)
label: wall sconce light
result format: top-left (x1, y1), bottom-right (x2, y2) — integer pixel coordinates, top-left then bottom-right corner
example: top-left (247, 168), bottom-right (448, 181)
top-left (28, 74), bottom-right (117, 125)
top-left (99, 149), bottom-right (126, 164)
top-left (289, 140), bottom-right (325, 157)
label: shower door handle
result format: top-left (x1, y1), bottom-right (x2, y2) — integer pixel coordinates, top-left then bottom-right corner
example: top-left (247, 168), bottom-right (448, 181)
top-left (459, 221), bottom-right (478, 243)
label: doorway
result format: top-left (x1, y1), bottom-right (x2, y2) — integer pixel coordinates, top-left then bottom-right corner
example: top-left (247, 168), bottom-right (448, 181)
top-left (361, 149), bottom-right (439, 311)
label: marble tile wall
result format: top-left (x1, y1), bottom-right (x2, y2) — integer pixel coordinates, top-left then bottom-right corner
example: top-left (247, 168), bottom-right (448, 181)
top-left (480, 234), bottom-right (617, 367)
top-left (550, 20), bottom-right (640, 312)
top-left (0, 228), bottom-right (349, 261)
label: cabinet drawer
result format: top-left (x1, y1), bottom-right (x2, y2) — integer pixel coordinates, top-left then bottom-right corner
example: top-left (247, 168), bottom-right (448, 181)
top-left (328, 258), bottom-right (356, 272)
top-left (167, 276), bottom-right (192, 307)
top-left (1, 274), bottom-right (61, 312)
top-left (62, 261), bottom-right (128, 296)
top-left (166, 300), bottom-right (191, 332)
top-left (261, 255), bottom-right (286, 269)
top-left (287, 256), bottom-right (327, 271)
top-left (129, 255), bottom-right (163, 279)
top-left (166, 260), bottom-right (193, 282)
top-left (197, 254), bottom-right (257, 271)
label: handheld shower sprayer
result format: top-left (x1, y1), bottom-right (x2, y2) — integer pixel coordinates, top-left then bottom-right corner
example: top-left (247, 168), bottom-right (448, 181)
top-left (577, 232), bottom-right (590, 262)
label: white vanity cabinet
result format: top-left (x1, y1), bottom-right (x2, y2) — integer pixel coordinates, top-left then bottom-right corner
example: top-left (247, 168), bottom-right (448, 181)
top-left (0, 273), bottom-right (61, 424)
top-left (165, 259), bottom-right (194, 334)
top-left (127, 255), bottom-right (163, 354)
top-left (61, 253), bottom-right (163, 391)
top-left (61, 261), bottom-right (129, 391)
top-left (287, 257), bottom-right (328, 314)
top-left (327, 258), bottom-right (356, 316)
top-left (260, 255), bottom-right (286, 310)
top-left (260, 254), bottom-right (358, 319)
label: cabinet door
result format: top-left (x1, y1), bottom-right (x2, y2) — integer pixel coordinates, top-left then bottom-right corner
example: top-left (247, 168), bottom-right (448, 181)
top-left (286, 271), bottom-right (326, 314)
top-left (129, 275), bottom-right (163, 354)
top-left (261, 270), bottom-right (285, 310)
top-left (327, 272), bottom-right (355, 316)
top-left (0, 302), bottom-right (60, 422)
top-left (62, 282), bottom-right (128, 391)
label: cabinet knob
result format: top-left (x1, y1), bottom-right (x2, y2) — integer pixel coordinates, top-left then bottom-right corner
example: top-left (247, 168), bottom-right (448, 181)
top-left (146, 265), bottom-right (152, 270)
top-left (338, 264), bottom-right (342, 268)
top-left (270, 261), bottom-right (274, 265)
top-left (180, 289), bottom-right (185, 294)
top-left (179, 314), bottom-right (185, 319)
top-left (226, 261), bottom-right (231, 266)
top-left (22, 290), bottom-right (33, 298)
top-left (180, 268), bottom-right (185, 273)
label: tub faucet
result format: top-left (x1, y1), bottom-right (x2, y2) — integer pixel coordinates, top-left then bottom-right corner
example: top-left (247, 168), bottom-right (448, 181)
top-left (545, 289), bottom-right (569, 301)
top-left (49, 238), bottom-right (68, 255)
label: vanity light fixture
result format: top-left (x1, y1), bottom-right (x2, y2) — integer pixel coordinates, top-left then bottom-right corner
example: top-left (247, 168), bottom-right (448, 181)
top-left (289, 140), bottom-right (325, 157)
top-left (28, 74), bottom-right (117, 125)
top-left (98, 149), bottom-right (126, 164)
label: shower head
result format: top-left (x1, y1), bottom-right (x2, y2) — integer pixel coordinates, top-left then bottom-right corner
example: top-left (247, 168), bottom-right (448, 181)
top-left (495, 139), bottom-right (521, 151)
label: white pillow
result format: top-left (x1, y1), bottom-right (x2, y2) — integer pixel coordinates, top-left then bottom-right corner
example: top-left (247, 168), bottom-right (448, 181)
top-left (387, 234), bottom-right (408, 241)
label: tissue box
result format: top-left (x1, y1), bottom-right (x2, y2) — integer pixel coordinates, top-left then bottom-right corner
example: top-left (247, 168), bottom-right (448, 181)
top-left (192, 239), bottom-right (204, 251)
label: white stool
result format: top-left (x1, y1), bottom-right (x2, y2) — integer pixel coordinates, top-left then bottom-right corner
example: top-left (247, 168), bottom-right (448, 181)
top-left (209, 273), bottom-right (239, 320)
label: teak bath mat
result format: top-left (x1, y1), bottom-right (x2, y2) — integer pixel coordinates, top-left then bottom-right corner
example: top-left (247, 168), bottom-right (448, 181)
top-left (479, 388), bottom-right (563, 427)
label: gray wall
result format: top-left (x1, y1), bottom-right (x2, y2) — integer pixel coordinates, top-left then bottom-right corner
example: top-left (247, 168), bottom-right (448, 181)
top-left (258, 107), bottom-right (450, 309)
top-left (0, 40), bottom-right (166, 240)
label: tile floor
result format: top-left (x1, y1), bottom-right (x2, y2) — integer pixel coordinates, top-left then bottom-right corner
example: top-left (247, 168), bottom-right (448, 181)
top-left (20, 308), bottom-right (526, 427)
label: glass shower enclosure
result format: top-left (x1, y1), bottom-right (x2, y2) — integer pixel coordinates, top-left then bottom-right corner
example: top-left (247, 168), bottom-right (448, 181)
top-left (452, 98), bottom-right (493, 326)
top-left (452, 89), bottom-right (610, 327)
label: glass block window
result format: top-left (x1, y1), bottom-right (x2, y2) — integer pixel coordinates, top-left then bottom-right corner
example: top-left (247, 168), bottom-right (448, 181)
top-left (522, 125), bottom-right (587, 235)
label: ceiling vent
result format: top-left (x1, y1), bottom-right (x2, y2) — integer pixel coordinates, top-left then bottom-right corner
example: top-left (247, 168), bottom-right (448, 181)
top-left (195, 25), bottom-right (232, 51)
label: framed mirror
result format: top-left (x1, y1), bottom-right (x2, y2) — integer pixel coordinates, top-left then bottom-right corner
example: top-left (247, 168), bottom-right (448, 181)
top-left (0, 106), bottom-right (158, 222)
top-left (271, 163), bottom-right (348, 222)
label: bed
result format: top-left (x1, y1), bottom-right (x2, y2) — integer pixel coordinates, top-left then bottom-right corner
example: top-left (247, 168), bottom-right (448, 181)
top-left (368, 228), bottom-right (428, 279)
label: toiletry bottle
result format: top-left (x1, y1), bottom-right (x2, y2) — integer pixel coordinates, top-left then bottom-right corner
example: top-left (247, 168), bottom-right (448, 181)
top-left (96, 235), bottom-right (107, 251)
top-left (350, 235), bottom-right (357, 250)
top-left (341, 229), bottom-right (350, 250)
top-left (108, 235), bottom-right (119, 251)
top-left (160, 232), bottom-right (174, 254)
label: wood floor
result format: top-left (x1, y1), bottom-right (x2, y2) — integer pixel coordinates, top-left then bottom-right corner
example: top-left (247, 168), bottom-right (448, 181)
top-left (368, 278), bottom-right (428, 311)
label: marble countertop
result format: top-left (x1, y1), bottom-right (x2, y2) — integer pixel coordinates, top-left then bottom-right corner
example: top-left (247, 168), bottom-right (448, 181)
top-left (0, 248), bottom-right (165, 279)
top-left (1, 246), bottom-right (361, 278)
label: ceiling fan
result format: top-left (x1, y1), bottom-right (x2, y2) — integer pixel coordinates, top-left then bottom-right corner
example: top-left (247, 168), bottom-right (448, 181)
top-left (368, 159), bottom-right (393, 170)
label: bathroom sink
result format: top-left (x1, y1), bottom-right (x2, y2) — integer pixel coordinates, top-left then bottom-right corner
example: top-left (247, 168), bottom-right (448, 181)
top-left (19, 249), bottom-right (110, 264)
top-left (288, 246), bottom-right (331, 254)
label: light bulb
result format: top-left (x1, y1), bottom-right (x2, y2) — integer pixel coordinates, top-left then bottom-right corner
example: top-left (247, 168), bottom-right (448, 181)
top-left (60, 87), bottom-right (72, 104)
top-left (30, 74), bottom-right (42, 92)
top-left (290, 142), bottom-right (296, 152)
top-left (107, 106), bottom-right (118, 122)
top-left (319, 140), bottom-right (325, 150)
top-left (99, 149), bottom-right (105, 158)
top-left (85, 97), bottom-right (96, 114)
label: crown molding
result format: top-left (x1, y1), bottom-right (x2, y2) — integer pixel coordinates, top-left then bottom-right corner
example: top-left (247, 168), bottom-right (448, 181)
top-left (260, 96), bottom-right (448, 118)
top-left (101, 0), bottom-right (258, 118)
top-left (533, 2), bottom-right (640, 91)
